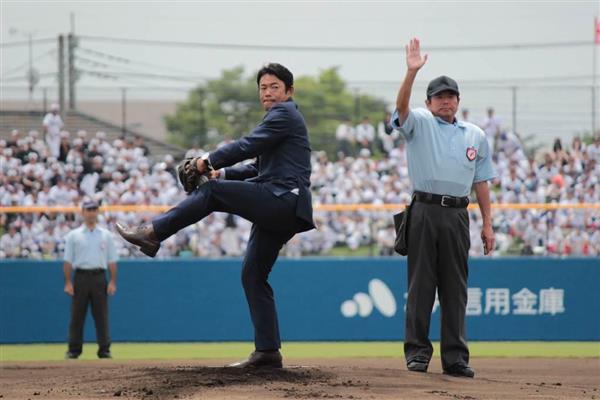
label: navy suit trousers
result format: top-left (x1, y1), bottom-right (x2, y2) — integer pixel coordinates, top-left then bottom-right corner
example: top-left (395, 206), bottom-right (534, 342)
top-left (152, 180), bottom-right (297, 350)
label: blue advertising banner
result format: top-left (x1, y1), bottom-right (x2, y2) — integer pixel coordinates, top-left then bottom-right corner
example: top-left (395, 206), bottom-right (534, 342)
top-left (0, 257), bottom-right (598, 343)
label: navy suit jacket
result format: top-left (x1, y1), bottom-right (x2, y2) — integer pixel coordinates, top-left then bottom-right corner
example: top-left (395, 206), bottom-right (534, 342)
top-left (208, 98), bottom-right (315, 233)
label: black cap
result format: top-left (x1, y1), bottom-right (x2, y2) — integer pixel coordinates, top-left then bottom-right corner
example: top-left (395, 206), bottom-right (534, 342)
top-left (427, 75), bottom-right (460, 97)
top-left (81, 199), bottom-right (99, 210)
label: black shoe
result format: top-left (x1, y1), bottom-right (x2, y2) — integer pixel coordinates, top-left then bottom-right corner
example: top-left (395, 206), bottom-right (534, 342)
top-left (115, 222), bottom-right (160, 257)
top-left (228, 351), bottom-right (283, 369)
top-left (98, 351), bottom-right (112, 359)
top-left (407, 360), bottom-right (428, 373)
top-left (443, 364), bottom-right (475, 378)
top-left (65, 352), bottom-right (79, 359)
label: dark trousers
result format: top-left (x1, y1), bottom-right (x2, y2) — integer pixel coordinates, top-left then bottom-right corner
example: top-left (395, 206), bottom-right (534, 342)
top-left (68, 270), bottom-right (110, 356)
top-left (404, 202), bottom-right (470, 370)
top-left (153, 180), bottom-right (297, 350)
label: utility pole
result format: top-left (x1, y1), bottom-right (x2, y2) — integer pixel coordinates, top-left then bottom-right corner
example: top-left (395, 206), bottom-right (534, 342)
top-left (43, 88), bottom-right (47, 112)
top-left (593, 16), bottom-right (598, 137)
top-left (27, 33), bottom-right (32, 102)
top-left (58, 35), bottom-right (65, 112)
top-left (9, 28), bottom-right (38, 108)
top-left (121, 88), bottom-right (127, 135)
top-left (593, 85), bottom-right (597, 138)
top-left (354, 88), bottom-right (361, 123)
top-left (68, 33), bottom-right (76, 110)
top-left (511, 86), bottom-right (517, 134)
top-left (199, 89), bottom-right (206, 140)
top-left (24, 32), bottom-right (40, 109)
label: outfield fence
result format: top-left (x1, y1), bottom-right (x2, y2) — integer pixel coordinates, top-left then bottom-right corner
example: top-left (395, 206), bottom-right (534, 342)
top-left (1, 257), bottom-right (598, 343)
top-left (1, 203), bottom-right (599, 213)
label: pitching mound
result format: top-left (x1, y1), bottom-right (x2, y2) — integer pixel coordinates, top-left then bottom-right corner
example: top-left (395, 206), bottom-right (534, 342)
top-left (1, 358), bottom-right (598, 399)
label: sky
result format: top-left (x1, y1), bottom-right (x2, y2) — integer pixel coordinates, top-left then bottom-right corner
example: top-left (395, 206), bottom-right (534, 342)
top-left (1, 0), bottom-right (599, 142)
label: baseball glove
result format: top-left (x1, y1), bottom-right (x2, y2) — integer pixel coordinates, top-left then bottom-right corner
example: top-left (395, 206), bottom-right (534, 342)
top-left (177, 157), bottom-right (209, 194)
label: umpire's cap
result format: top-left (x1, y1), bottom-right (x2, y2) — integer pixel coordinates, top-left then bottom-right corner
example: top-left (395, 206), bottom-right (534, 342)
top-left (81, 199), bottom-right (100, 210)
top-left (427, 75), bottom-right (460, 97)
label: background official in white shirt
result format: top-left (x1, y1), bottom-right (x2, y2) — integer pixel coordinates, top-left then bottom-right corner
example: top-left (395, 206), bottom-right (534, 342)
top-left (63, 199), bottom-right (118, 359)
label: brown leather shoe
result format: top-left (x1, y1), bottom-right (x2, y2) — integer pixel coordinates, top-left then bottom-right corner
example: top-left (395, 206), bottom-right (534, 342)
top-left (227, 351), bottom-right (283, 369)
top-left (115, 222), bottom-right (160, 257)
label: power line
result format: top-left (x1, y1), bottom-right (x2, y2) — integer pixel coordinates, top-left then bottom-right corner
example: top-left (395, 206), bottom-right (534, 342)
top-left (71, 47), bottom-right (204, 86)
top-left (1, 48), bottom-right (56, 77)
top-left (1, 72), bottom-right (57, 82)
top-left (2, 35), bottom-right (592, 52)
top-left (71, 55), bottom-right (111, 69)
top-left (77, 46), bottom-right (206, 78)
top-left (78, 35), bottom-right (593, 52)
top-left (77, 69), bottom-right (206, 83)
top-left (79, 68), bottom-right (183, 88)
top-left (0, 37), bottom-right (56, 48)
top-left (77, 47), bottom-right (131, 63)
top-left (347, 75), bottom-right (598, 87)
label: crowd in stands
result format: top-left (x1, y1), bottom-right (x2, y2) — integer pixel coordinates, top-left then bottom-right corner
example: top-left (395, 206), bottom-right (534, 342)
top-left (1, 107), bottom-right (599, 259)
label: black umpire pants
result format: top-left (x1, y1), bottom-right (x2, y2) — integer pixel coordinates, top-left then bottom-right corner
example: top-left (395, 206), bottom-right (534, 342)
top-left (68, 269), bottom-right (110, 356)
top-left (404, 202), bottom-right (470, 370)
top-left (153, 180), bottom-right (298, 351)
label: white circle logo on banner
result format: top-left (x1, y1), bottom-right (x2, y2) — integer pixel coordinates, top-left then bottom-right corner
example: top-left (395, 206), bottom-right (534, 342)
top-left (341, 299), bottom-right (359, 317)
top-left (340, 279), bottom-right (397, 318)
top-left (368, 279), bottom-right (397, 317)
top-left (353, 292), bottom-right (374, 317)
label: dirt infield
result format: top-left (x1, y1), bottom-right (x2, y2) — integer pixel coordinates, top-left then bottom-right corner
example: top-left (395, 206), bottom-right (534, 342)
top-left (1, 358), bottom-right (598, 400)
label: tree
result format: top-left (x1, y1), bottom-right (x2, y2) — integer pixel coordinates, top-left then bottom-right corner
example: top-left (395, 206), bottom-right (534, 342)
top-left (164, 66), bottom-right (388, 155)
top-left (165, 67), bottom-right (261, 147)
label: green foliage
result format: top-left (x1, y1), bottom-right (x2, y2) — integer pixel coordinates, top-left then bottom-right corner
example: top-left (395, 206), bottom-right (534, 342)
top-left (581, 132), bottom-right (599, 146)
top-left (165, 67), bottom-right (263, 147)
top-left (518, 133), bottom-right (544, 159)
top-left (327, 245), bottom-right (375, 257)
top-left (504, 236), bottom-right (525, 256)
top-left (164, 66), bottom-right (388, 154)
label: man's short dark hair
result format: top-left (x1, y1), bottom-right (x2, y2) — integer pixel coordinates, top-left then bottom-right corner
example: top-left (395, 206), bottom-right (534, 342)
top-left (256, 63), bottom-right (294, 91)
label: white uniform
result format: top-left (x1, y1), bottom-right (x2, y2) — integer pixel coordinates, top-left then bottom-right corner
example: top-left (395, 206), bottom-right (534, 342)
top-left (43, 112), bottom-right (64, 158)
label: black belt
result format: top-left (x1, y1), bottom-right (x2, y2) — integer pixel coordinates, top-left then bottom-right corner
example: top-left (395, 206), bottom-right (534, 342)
top-left (413, 191), bottom-right (469, 208)
top-left (75, 268), bottom-right (105, 275)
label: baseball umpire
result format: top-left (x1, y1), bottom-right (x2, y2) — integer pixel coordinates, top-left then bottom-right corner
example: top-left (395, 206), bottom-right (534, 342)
top-left (116, 63), bottom-right (315, 368)
top-left (392, 38), bottom-right (496, 378)
top-left (64, 199), bottom-right (118, 359)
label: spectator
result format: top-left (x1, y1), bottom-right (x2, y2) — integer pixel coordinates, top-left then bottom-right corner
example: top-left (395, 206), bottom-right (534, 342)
top-left (521, 217), bottom-right (546, 255)
top-left (1, 113), bottom-right (598, 259)
top-left (0, 223), bottom-right (22, 258)
top-left (335, 118), bottom-right (356, 158)
top-left (58, 131), bottom-right (71, 163)
top-left (7, 129), bottom-right (21, 148)
top-left (461, 108), bottom-right (470, 123)
top-left (377, 111), bottom-right (399, 155)
top-left (564, 226), bottom-right (589, 256)
top-left (134, 136), bottom-right (150, 156)
top-left (481, 107), bottom-right (501, 153)
top-left (355, 116), bottom-right (375, 153)
top-left (42, 103), bottom-right (64, 158)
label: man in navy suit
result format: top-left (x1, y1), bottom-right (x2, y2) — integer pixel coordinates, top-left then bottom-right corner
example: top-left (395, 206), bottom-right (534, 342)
top-left (116, 63), bottom-right (315, 368)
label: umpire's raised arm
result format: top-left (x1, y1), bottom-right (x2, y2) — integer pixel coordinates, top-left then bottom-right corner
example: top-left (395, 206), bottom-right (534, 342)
top-left (395, 38), bottom-right (428, 126)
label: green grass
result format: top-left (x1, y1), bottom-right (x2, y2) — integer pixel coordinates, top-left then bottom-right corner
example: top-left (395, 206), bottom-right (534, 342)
top-left (1, 342), bottom-right (598, 362)
top-left (327, 246), bottom-right (375, 257)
